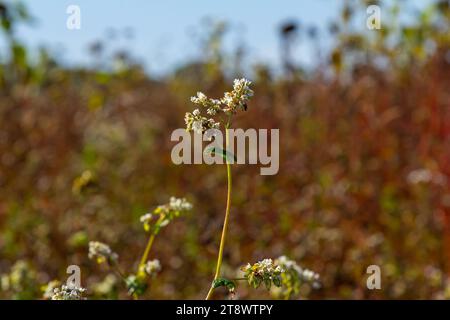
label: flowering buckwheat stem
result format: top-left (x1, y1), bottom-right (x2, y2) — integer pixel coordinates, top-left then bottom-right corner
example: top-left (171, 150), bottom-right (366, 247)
top-left (139, 233), bottom-right (156, 269)
top-left (206, 125), bottom-right (233, 300)
top-left (138, 215), bottom-right (164, 270)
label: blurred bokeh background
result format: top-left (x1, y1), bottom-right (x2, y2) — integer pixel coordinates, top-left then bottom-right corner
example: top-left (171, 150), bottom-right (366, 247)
top-left (1, 0), bottom-right (450, 299)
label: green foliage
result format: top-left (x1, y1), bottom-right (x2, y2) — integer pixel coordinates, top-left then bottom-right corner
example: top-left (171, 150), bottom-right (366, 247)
top-left (125, 275), bottom-right (148, 296)
top-left (204, 146), bottom-right (237, 163)
top-left (212, 278), bottom-right (236, 292)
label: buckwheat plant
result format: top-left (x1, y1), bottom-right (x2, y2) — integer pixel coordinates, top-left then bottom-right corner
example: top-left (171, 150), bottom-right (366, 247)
top-left (208, 258), bottom-right (284, 299)
top-left (88, 197), bottom-right (192, 299)
top-left (186, 80), bottom-right (319, 300)
top-left (241, 259), bottom-right (284, 289)
top-left (271, 256), bottom-right (321, 300)
top-left (185, 79), bottom-right (254, 299)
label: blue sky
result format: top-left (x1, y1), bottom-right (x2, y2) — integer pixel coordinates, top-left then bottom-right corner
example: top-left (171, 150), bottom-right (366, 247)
top-left (14, 0), bottom-right (431, 75)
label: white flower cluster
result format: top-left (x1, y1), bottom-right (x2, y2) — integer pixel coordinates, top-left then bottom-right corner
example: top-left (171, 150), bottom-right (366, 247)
top-left (190, 92), bottom-right (222, 116)
top-left (51, 284), bottom-right (86, 300)
top-left (144, 259), bottom-right (161, 277)
top-left (275, 255), bottom-right (320, 285)
top-left (270, 256), bottom-right (321, 299)
top-left (168, 196), bottom-right (193, 212)
top-left (222, 78), bottom-right (254, 114)
top-left (184, 109), bottom-right (220, 134)
top-left (243, 258), bottom-right (284, 276)
top-left (140, 197), bottom-right (192, 233)
top-left (185, 78), bottom-right (254, 133)
top-left (139, 213), bottom-right (153, 225)
top-left (154, 196), bottom-right (192, 219)
top-left (242, 258), bottom-right (284, 289)
top-left (88, 241), bottom-right (118, 265)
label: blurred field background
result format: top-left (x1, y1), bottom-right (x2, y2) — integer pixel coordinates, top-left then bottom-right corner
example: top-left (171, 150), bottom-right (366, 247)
top-left (1, 0), bottom-right (450, 299)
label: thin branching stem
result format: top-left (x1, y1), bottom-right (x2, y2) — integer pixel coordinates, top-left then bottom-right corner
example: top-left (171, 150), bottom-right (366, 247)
top-left (139, 233), bottom-right (156, 269)
top-left (111, 261), bottom-right (126, 281)
top-left (206, 123), bottom-right (233, 300)
top-left (138, 215), bottom-right (165, 271)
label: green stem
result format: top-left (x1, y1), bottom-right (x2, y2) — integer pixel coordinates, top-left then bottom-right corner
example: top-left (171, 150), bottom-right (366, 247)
top-left (138, 215), bottom-right (164, 271)
top-left (206, 126), bottom-right (232, 300)
top-left (139, 233), bottom-right (156, 269)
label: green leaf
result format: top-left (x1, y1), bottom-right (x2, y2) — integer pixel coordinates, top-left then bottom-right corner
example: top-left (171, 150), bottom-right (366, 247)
top-left (251, 277), bottom-right (261, 289)
top-left (273, 276), bottom-right (282, 287)
top-left (264, 278), bottom-right (272, 290)
top-left (204, 146), bottom-right (236, 163)
top-left (212, 278), bottom-right (236, 291)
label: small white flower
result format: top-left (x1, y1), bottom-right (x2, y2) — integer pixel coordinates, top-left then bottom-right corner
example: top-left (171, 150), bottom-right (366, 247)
top-left (159, 219), bottom-right (170, 227)
top-left (169, 196), bottom-right (193, 211)
top-left (140, 213), bottom-right (154, 232)
top-left (192, 121), bottom-right (204, 134)
top-left (140, 213), bottom-right (153, 224)
top-left (191, 92), bottom-right (208, 104)
top-left (198, 92), bottom-right (207, 100)
top-left (144, 259), bottom-right (162, 277)
top-left (150, 197), bottom-right (192, 232)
